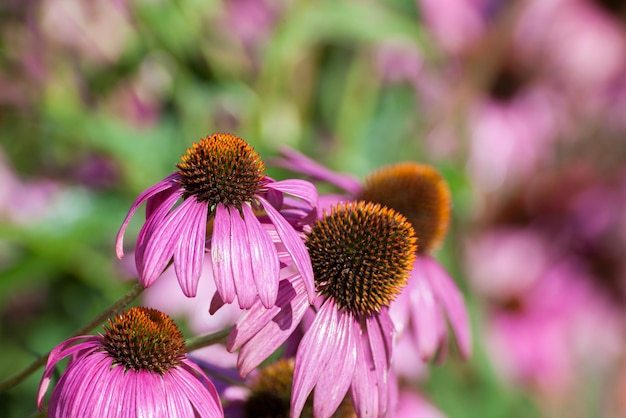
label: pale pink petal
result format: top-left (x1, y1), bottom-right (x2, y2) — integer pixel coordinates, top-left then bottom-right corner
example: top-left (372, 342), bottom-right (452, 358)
top-left (272, 146), bottom-right (362, 195)
top-left (409, 271), bottom-right (444, 360)
top-left (291, 300), bottom-right (341, 418)
top-left (228, 207), bottom-right (257, 309)
top-left (350, 325), bottom-right (380, 418)
top-left (258, 196), bottom-right (316, 302)
top-left (141, 198), bottom-right (198, 288)
top-left (115, 174), bottom-right (178, 259)
top-left (266, 179), bottom-right (319, 211)
top-left (211, 204), bottom-right (236, 304)
top-left (174, 199), bottom-right (208, 297)
top-left (313, 311), bottom-right (357, 418)
top-left (242, 204), bottom-right (280, 308)
top-left (367, 312), bottom-right (393, 416)
top-left (424, 256), bottom-right (473, 358)
top-left (134, 189), bottom-right (183, 272)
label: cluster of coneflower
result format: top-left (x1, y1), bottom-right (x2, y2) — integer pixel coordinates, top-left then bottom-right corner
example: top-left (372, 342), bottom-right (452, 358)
top-left (37, 133), bottom-right (471, 418)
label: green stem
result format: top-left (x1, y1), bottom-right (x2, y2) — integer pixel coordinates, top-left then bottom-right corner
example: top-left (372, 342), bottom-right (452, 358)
top-left (185, 326), bottom-right (233, 353)
top-left (0, 282), bottom-right (145, 393)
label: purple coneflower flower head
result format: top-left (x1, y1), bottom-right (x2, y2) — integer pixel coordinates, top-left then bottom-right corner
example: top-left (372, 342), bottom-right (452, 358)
top-left (225, 358), bottom-right (357, 418)
top-left (273, 148), bottom-right (472, 361)
top-left (229, 201), bottom-right (417, 418)
top-left (38, 307), bottom-right (224, 417)
top-left (116, 133), bottom-right (317, 309)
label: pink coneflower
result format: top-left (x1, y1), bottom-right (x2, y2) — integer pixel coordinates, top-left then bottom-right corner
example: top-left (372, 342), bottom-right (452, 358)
top-left (37, 307), bottom-right (224, 417)
top-left (116, 133), bottom-right (317, 309)
top-left (229, 201), bottom-right (417, 418)
top-left (272, 148), bottom-right (472, 361)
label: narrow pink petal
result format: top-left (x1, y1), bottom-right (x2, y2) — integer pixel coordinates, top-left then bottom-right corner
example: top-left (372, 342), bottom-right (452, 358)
top-left (291, 300), bottom-right (341, 418)
top-left (257, 196), bottom-right (316, 303)
top-left (237, 291), bottom-right (310, 377)
top-left (115, 174), bottom-right (178, 259)
top-left (272, 146), bottom-right (362, 195)
top-left (209, 290), bottom-right (226, 315)
top-left (211, 204), bottom-right (236, 304)
top-left (38, 336), bottom-right (99, 409)
top-left (177, 362), bottom-right (224, 417)
top-left (174, 199), bottom-right (208, 297)
top-left (350, 325), bottom-right (380, 418)
top-left (162, 370), bottom-right (194, 417)
top-left (145, 174), bottom-right (180, 218)
top-left (242, 204), bottom-right (280, 308)
top-left (367, 312), bottom-right (393, 416)
top-left (409, 270), bottom-right (444, 360)
top-left (266, 179), bottom-right (319, 211)
top-left (134, 189), bottom-right (183, 273)
top-left (313, 311), bottom-right (357, 418)
top-left (424, 256), bottom-right (473, 358)
top-left (227, 272), bottom-right (303, 351)
top-left (227, 207), bottom-right (257, 309)
top-left (141, 199), bottom-right (197, 288)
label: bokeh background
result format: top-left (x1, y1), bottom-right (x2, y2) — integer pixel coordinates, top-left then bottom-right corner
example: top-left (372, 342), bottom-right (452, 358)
top-left (1, 0), bottom-right (626, 417)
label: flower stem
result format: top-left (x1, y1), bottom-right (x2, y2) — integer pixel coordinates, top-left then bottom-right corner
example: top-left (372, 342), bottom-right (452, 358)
top-left (185, 326), bottom-right (233, 352)
top-left (0, 282), bottom-right (145, 393)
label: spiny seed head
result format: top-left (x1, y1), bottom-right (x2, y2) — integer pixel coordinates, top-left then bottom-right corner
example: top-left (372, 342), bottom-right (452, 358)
top-left (244, 359), bottom-right (355, 418)
top-left (101, 307), bottom-right (186, 374)
top-left (306, 201), bottom-right (417, 316)
top-left (357, 162), bottom-right (451, 254)
top-left (176, 133), bottom-right (266, 208)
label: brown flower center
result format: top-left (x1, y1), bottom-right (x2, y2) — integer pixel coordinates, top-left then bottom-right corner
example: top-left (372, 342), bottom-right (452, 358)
top-left (176, 133), bottom-right (266, 208)
top-left (357, 163), bottom-right (450, 254)
top-left (244, 359), bottom-right (355, 418)
top-left (306, 201), bottom-right (417, 316)
top-left (101, 307), bottom-right (186, 373)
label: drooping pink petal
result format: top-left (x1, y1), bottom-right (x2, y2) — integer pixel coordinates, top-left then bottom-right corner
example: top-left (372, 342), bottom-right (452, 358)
top-left (115, 174), bottom-right (179, 259)
top-left (265, 179), bottom-right (319, 212)
top-left (242, 204), bottom-right (280, 308)
top-left (38, 337), bottom-right (100, 408)
top-left (272, 146), bottom-right (362, 195)
top-left (134, 189), bottom-right (183, 273)
top-left (367, 312), bottom-right (393, 416)
top-left (409, 270), bottom-right (444, 360)
top-left (174, 199), bottom-right (209, 297)
top-left (211, 204), bottom-right (236, 304)
top-left (145, 180), bottom-right (180, 219)
top-left (350, 325), bottom-right (380, 418)
top-left (291, 300), bottom-right (342, 418)
top-left (313, 311), bottom-right (357, 418)
top-left (141, 198), bottom-right (199, 288)
top-left (228, 271), bottom-right (303, 351)
top-left (257, 196), bottom-right (316, 303)
top-left (423, 255), bottom-right (473, 358)
top-left (228, 207), bottom-right (258, 309)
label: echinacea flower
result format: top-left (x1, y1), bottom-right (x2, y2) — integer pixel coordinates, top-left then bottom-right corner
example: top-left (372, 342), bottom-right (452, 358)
top-left (224, 358), bottom-right (356, 418)
top-left (272, 148), bottom-right (472, 361)
top-left (116, 133), bottom-right (317, 309)
top-left (37, 307), bottom-right (224, 417)
top-left (229, 201), bottom-right (417, 418)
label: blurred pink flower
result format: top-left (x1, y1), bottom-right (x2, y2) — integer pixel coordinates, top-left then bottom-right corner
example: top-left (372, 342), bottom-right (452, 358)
top-left (395, 389), bottom-right (446, 418)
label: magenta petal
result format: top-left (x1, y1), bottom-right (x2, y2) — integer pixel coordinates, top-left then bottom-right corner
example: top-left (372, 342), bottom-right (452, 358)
top-left (424, 256), bottom-right (473, 358)
top-left (228, 272), bottom-right (303, 351)
top-left (367, 312), bottom-right (393, 416)
top-left (228, 207), bottom-right (257, 309)
top-left (134, 189), bottom-right (182, 273)
top-left (291, 300), bottom-right (342, 418)
top-left (242, 204), bottom-right (280, 308)
top-left (237, 291), bottom-right (310, 377)
top-left (257, 196), bottom-right (316, 303)
top-left (174, 200), bottom-right (208, 297)
top-left (273, 146), bottom-right (362, 195)
top-left (410, 276), bottom-right (444, 360)
top-left (351, 327), bottom-right (380, 418)
top-left (115, 174), bottom-right (178, 259)
top-left (211, 204), bottom-right (236, 304)
top-left (313, 312), bottom-right (357, 418)
top-left (141, 198), bottom-right (197, 288)
top-left (266, 179), bottom-right (319, 211)
top-left (209, 290), bottom-right (226, 315)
